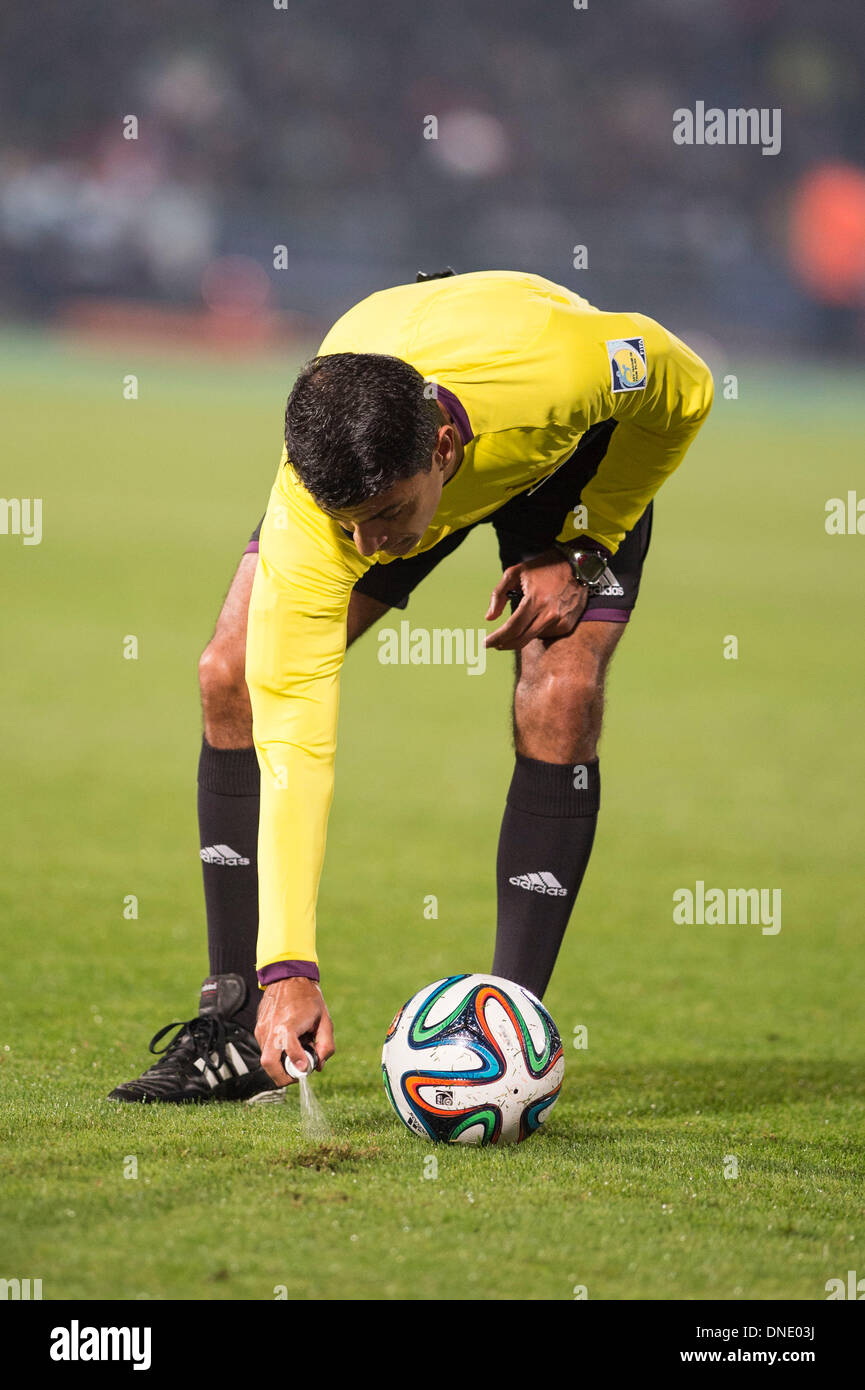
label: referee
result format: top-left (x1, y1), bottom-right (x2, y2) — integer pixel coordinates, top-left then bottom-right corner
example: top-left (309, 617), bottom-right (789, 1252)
top-left (110, 270), bottom-right (712, 1104)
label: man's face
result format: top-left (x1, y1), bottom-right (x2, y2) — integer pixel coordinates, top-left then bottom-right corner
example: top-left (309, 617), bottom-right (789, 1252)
top-left (325, 421), bottom-right (461, 558)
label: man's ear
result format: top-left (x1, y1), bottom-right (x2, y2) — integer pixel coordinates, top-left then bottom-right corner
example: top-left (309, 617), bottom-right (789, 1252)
top-left (435, 423), bottom-right (456, 469)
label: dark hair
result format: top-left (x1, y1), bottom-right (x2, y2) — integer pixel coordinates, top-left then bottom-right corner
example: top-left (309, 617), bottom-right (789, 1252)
top-left (284, 353), bottom-right (440, 510)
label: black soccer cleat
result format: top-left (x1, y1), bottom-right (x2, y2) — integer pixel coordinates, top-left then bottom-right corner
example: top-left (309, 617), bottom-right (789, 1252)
top-left (107, 973), bottom-right (284, 1105)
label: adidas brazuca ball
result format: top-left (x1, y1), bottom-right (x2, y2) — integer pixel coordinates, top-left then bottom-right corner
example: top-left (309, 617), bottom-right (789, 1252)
top-left (381, 974), bottom-right (564, 1145)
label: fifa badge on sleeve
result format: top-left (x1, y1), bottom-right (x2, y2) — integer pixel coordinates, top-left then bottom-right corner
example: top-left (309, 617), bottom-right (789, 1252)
top-left (606, 337), bottom-right (647, 392)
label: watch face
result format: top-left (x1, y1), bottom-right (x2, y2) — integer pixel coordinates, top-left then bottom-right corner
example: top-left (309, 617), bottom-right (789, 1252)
top-left (575, 552), bottom-right (607, 584)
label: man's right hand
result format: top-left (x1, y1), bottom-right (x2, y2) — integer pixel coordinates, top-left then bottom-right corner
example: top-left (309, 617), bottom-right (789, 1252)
top-left (255, 977), bottom-right (335, 1086)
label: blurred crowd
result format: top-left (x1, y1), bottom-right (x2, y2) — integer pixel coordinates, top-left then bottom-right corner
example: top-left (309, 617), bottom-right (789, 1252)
top-left (1, 0), bottom-right (864, 350)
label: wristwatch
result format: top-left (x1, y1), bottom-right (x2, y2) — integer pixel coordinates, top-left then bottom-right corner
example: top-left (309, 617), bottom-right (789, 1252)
top-left (555, 541), bottom-right (610, 590)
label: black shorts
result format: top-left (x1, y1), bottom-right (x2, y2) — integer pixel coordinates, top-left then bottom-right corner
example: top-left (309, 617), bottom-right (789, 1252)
top-left (246, 421), bottom-right (653, 625)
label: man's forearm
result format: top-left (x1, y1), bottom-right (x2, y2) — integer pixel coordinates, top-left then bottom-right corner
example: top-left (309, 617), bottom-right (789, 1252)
top-left (573, 411), bottom-right (710, 552)
top-left (253, 735), bottom-right (337, 979)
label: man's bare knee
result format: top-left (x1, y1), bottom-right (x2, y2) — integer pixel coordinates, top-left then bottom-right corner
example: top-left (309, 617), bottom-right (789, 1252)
top-left (346, 591), bottom-right (389, 646)
top-left (199, 640), bottom-right (246, 707)
top-left (199, 639), bottom-right (252, 748)
top-left (513, 619), bottom-right (626, 762)
top-left (515, 668), bottom-right (603, 762)
top-left (200, 552), bottom-right (258, 748)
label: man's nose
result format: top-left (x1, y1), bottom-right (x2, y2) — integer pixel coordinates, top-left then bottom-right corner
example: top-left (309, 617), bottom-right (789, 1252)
top-left (353, 525), bottom-right (386, 556)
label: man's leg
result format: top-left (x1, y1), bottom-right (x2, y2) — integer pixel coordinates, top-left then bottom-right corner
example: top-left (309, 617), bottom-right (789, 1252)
top-left (196, 554), bottom-right (260, 1029)
top-left (492, 619), bottom-right (625, 999)
top-left (197, 558), bottom-right (388, 1028)
top-left (108, 557), bottom-right (387, 1103)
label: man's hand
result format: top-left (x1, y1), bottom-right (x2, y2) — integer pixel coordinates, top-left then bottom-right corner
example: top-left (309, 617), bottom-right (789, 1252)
top-left (255, 977), bottom-right (335, 1086)
top-left (485, 548), bottom-right (588, 651)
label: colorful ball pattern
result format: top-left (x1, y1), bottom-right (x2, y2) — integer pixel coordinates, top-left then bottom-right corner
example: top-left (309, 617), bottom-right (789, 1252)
top-left (382, 974), bottom-right (564, 1145)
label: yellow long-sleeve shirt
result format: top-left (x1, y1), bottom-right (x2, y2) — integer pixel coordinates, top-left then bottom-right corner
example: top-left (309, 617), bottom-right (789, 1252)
top-left (246, 271), bottom-right (713, 974)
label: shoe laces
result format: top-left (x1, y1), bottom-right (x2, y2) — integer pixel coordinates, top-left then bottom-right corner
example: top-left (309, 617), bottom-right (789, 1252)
top-left (148, 1014), bottom-right (229, 1072)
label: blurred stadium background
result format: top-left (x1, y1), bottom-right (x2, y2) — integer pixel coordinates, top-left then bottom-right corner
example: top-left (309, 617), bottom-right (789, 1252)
top-left (2, 0), bottom-right (864, 357)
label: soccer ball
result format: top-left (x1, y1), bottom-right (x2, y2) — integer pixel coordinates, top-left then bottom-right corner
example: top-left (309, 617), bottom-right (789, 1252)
top-left (381, 974), bottom-right (564, 1145)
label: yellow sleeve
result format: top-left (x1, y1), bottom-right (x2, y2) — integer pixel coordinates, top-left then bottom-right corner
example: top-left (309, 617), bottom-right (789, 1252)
top-left (245, 463), bottom-right (365, 972)
top-left (556, 312), bottom-right (714, 554)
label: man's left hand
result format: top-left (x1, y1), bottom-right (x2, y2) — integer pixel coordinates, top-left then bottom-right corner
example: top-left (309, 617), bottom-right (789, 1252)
top-left (485, 548), bottom-right (588, 651)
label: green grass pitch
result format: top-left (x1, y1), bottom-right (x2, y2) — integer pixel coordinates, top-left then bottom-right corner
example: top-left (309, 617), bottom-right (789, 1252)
top-left (1, 330), bottom-right (863, 1301)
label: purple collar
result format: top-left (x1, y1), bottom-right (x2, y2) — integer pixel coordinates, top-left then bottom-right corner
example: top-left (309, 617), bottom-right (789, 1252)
top-left (435, 385), bottom-right (474, 445)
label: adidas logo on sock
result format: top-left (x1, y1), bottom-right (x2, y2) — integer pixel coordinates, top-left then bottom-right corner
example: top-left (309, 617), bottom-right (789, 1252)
top-left (200, 844), bottom-right (250, 867)
top-left (509, 871), bottom-right (568, 896)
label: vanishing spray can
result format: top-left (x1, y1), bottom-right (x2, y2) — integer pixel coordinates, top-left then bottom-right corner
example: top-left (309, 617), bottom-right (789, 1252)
top-left (281, 1046), bottom-right (318, 1081)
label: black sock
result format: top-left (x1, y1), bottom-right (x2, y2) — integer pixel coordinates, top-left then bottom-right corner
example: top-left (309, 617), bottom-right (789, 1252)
top-left (197, 739), bottom-right (260, 1032)
top-left (493, 754), bottom-right (600, 1000)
